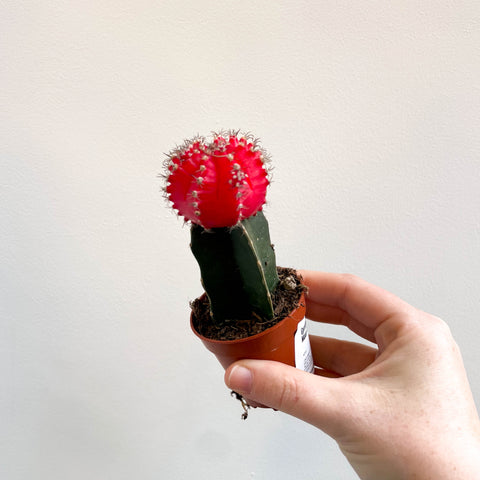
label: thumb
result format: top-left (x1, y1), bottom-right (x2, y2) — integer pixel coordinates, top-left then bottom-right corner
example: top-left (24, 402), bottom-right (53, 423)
top-left (224, 359), bottom-right (344, 434)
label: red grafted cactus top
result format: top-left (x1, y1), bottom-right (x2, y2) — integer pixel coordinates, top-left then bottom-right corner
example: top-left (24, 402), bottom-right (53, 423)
top-left (165, 132), bottom-right (270, 229)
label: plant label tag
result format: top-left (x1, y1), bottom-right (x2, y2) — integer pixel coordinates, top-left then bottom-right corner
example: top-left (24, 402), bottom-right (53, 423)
top-left (294, 317), bottom-right (314, 373)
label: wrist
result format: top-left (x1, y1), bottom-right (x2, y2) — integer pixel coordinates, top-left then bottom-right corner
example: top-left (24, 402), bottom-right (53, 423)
top-left (398, 435), bottom-right (480, 480)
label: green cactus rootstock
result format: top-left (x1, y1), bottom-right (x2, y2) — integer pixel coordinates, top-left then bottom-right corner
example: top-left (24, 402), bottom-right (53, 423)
top-left (191, 211), bottom-right (279, 324)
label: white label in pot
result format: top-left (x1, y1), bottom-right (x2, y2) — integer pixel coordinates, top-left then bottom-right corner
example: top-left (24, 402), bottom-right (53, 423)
top-left (294, 317), bottom-right (314, 373)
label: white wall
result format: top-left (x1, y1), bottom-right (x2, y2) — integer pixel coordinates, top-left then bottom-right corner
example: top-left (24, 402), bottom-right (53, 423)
top-left (2, 2), bottom-right (479, 479)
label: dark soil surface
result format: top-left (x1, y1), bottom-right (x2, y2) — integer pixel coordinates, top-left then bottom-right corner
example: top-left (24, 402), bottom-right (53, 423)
top-left (191, 267), bottom-right (306, 341)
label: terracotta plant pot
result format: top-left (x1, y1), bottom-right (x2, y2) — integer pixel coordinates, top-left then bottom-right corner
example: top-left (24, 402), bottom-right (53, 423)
top-left (190, 291), bottom-right (314, 373)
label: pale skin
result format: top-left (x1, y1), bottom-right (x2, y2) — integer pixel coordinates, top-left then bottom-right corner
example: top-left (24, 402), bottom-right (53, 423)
top-left (225, 271), bottom-right (480, 479)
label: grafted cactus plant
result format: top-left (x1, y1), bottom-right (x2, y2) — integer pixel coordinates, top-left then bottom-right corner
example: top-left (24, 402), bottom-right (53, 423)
top-left (164, 131), bottom-right (280, 324)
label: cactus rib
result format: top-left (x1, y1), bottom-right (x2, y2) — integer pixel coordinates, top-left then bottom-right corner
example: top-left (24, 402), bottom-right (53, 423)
top-left (191, 211), bottom-right (279, 323)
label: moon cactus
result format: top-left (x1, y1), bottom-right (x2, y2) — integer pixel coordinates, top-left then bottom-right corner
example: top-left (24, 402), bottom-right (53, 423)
top-left (164, 131), bottom-right (279, 324)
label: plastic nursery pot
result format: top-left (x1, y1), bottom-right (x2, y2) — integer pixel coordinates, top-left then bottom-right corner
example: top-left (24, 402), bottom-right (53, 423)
top-left (190, 291), bottom-right (314, 373)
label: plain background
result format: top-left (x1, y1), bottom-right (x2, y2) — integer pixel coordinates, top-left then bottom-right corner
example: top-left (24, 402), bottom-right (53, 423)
top-left (2, 2), bottom-right (480, 479)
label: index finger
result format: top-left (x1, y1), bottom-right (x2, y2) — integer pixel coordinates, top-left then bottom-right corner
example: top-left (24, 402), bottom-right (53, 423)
top-left (298, 270), bottom-right (418, 347)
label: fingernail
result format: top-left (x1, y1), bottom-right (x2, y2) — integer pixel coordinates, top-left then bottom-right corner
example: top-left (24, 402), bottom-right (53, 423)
top-left (226, 365), bottom-right (253, 395)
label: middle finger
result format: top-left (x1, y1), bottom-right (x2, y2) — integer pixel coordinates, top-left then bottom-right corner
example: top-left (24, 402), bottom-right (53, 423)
top-left (310, 335), bottom-right (378, 377)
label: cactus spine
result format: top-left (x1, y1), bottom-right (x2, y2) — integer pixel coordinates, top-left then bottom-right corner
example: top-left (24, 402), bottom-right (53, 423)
top-left (165, 131), bottom-right (279, 324)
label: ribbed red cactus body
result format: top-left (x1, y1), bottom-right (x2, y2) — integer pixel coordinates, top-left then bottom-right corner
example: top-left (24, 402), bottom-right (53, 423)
top-left (165, 132), bottom-right (270, 228)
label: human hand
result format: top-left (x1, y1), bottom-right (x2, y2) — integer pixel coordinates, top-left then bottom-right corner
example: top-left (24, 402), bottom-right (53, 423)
top-left (224, 271), bottom-right (480, 479)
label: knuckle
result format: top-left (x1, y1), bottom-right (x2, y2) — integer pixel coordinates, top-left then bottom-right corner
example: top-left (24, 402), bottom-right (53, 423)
top-left (426, 313), bottom-right (452, 337)
top-left (339, 273), bottom-right (361, 285)
top-left (338, 273), bottom-right (362, 308)
top-left (277, 375), bottom-right (302, 412)
top-left (417, 312), bottom-right (458, 351)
